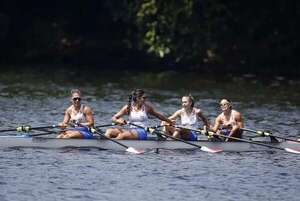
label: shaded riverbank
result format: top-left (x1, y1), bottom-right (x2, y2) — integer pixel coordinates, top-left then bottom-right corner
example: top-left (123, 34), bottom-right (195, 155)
top-left (1, 66), bottom-right (300, 105)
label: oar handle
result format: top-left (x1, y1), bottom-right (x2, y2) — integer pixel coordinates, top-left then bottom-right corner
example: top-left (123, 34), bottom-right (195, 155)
top-left (95, 123), bottom-right (116, 128)
top-left (16, 125), bottom-right (58, 132)
top-left (241, 128), bottom-right (272, 136)
top-left (174, 125), bottom-right (215, 137)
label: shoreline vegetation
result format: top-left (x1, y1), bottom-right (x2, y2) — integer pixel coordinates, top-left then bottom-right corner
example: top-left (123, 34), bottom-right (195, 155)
top-left (0, 1), bottom-right (299, 75)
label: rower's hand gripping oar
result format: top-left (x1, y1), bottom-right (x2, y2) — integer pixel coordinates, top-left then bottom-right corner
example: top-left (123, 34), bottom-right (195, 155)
top-left (176, 126), bottom-right (300, 154)
top-left (241, 128), bottom-right (300, 143)
top-left (89, 127), bottom-right (144, 154)
top-left (129, 123), bottom-right (223, 153)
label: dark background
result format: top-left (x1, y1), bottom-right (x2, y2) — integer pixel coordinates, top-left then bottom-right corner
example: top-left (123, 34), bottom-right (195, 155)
top-left (0, 0), bottom-right (299, 75)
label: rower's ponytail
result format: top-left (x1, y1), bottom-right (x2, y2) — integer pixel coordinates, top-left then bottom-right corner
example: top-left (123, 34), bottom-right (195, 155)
top-left (128, 89), bottom-right (145, 114)
top-left (186, 94), bottom-right (195, 108)
top-left (127, 94), bottom-right (132, 115)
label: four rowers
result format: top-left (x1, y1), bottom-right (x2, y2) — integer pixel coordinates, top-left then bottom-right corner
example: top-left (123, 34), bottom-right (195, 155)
top-left (58, 88), bottom-right (243, 141)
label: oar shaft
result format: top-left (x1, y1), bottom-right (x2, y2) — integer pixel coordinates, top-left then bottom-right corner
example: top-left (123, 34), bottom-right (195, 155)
top-left (0, 125), bottom-right (58, 133)
top-left (241, 128), bottom-right (269, 136)
top-left (17, 125), bottom-right (58, 132)
top-left (90, 128), bottom-right (129, 149)
top-left (95, 124), bottom-right (115, 128)
top-left (217, 133), bottom-right (284, 150)
top-left (241, 128), bottom-right (300, 143)
top-left (0, 128), bottom-right (19, 132)
top-left (176, 126), bottom-right (286, 151)
top-left (90, 127), bottom-right (144, 154)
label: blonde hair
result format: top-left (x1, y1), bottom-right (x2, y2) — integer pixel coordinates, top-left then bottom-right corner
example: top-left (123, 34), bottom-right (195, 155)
top-left (183, 94), bottom-right (195, 108)
top-left (70, 89), bottom-right (81, 96)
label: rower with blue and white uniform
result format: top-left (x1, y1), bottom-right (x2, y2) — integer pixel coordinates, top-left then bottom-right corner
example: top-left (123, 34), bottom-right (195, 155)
top-left (57, 89), bottom-right (94, 139)
top-left (211, 99), bottom-right (243, 141)
top-left (105, 89), bottom-right (173, 140)
top-left (164, 95), bottom-right (211, 141)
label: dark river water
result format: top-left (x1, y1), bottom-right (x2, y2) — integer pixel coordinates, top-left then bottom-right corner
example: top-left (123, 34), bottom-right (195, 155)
top-left (0, 69), bottom-right (299, 201)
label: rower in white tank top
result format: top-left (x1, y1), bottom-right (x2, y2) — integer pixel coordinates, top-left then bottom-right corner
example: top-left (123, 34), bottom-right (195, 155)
top-left (129, 104), bottom-right (148, 128)
top-left (220, 109), bottom-right (238, 128)
top-left (70, 105), bottom-right (87, 124)
top-left (180, 108), bottom-right (200, 129)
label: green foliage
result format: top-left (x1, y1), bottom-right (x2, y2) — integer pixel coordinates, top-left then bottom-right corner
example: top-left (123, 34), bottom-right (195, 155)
top-left (0, 0), bottom-right (299, 73)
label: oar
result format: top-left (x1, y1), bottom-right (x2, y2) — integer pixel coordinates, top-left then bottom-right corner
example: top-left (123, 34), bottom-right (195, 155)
top-left (241, 128), bottom-right (300, 143)
top-left (175, 126), bottom-right (300, 154)
top-left (90, 127), bottom-right (144, 154)
top-left (95, 123), bottom-right (116, 128)
top-left (129, 123), bottom-right (223, 153)
top-left (27, 131), bottom-right (59, 137)
top-left (0, 125), bottom-right (58, 133)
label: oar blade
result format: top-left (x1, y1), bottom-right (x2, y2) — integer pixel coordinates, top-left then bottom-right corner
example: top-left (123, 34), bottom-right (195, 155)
top-left (200, 146), bottom-right (223, 153)
top-left (126, 147), bottom-right (145, 154)
top-left (284, 148), bottom-right (300, 154)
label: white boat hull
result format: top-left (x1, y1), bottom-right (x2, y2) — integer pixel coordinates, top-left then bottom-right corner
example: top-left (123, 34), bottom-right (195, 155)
top-left (0, 135), bottom-right (299, 152)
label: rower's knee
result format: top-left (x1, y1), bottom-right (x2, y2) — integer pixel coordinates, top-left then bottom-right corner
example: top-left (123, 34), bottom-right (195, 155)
top-left (104, 128), bottom-right (113, 137)
top-left (115, 133), bottom-right (125, 140)
top-left (173, 131), bottom-right (180, 138)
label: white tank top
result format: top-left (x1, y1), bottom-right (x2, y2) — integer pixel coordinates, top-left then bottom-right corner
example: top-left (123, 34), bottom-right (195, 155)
top-left (220, 109), bottom-right (237, 126)
top-left (70, 105), bottom-right (86, 124)
top-left (180, 108), bottom-right (199, 129)
top-left (128, 104), bottom-right (148, 127)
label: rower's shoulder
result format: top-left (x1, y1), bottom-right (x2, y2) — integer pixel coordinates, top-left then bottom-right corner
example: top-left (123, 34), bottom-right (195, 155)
top-left (65, 105), bottom-right (73, 113)
top-left (193, 107), bottom-right (202, 114)
top-left (232, 110), bottom-right (242, 120)
top-left (82, 105), bottom-right (93, 112)
top-left (216, 113), bottom-right (223, 120)
top-left (232, 109), bottom-right (241, 116)
top-left (144, 102), bottom-right (154, 110)
top-left (174, 109), bottom-right (183, 115)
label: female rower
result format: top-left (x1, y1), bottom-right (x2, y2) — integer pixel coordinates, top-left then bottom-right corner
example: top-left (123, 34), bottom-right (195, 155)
top-left (57, 89), bottom-right (94, 139)
top-left (163, 95), bottom-right (211, 141)
top-left (105, 89), bottom-right (173, 140)
top-left (211, 99), bottom-right (243, 140)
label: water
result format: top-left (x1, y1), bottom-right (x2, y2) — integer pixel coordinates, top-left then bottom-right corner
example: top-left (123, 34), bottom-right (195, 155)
top-left (0, 69), bottom-right (300, 201)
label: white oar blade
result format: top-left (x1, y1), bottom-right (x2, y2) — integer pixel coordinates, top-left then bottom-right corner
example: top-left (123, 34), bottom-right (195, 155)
top-left (200, 146), bottom-right (223, 153)
top-left (126, 147), bottom-right (145, 154)
top-left (284, 148), bottom-right (300, 154)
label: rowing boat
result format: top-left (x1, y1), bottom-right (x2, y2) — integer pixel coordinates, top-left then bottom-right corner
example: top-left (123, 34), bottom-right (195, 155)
top-left (0, 135), bottom-right (299, 152)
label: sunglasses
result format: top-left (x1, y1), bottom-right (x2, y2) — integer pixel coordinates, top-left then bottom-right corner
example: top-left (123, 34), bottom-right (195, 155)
top-left (73, 97), bottom-right (81, 101)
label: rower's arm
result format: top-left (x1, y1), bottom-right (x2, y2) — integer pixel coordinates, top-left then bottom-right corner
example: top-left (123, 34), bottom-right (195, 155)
top-left (168, 110), bottom-right (181, 120)
top-left (81, 106), bottom-right (94, 127)
top-left (160, 110), bottom-right (180, 127)
top-left (229, 112), bottom-right (243, 136)
top-left (59, 109), bottom-right (71, 128)
top-left (148, 105), bottom-right (173, 125)
top-left (211, 116), bottom-right (222, 132)
top-left (197, 111), bottom-right (211, 128)
top-left (112, 105), bottom-right (128, 125)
